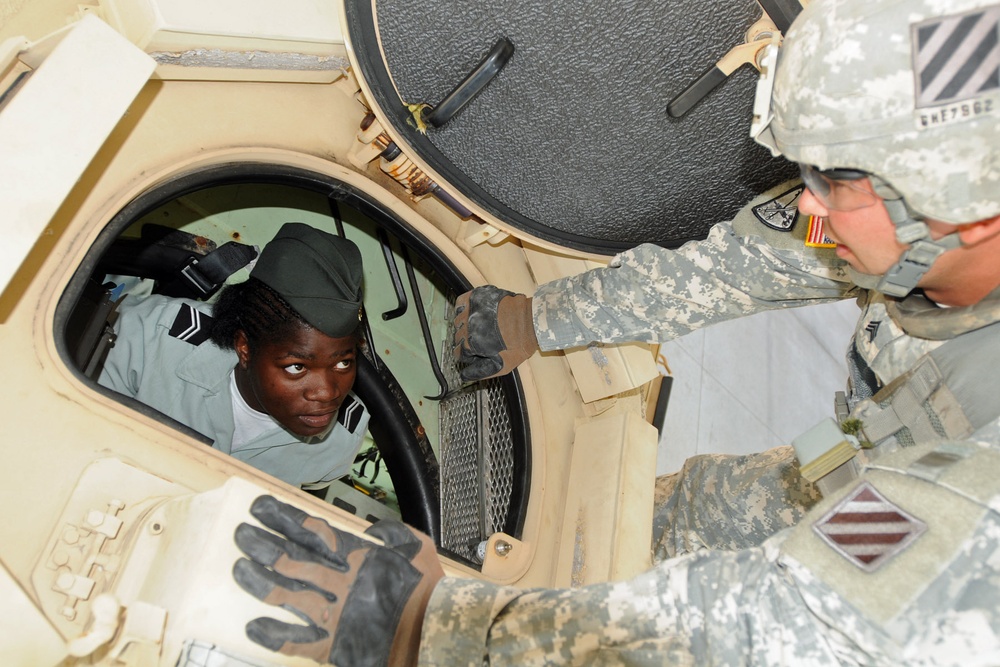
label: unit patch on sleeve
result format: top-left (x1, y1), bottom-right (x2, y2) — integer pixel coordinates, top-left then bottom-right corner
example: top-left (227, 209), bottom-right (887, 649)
top-left (812, 481), bottom-right (927, 572)
top-left (752, 184), bottom-right (804, 231)
top-left (168, 303), bottom-right (214, 346)
top-left (337, 394), bottom-right (365, 434)
top-left (805, 215), bottom-right (836, 248)
top-left (912, 6), bottom-right (999, 128)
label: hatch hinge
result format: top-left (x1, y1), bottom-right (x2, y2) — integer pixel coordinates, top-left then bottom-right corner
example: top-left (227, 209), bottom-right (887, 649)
top-left (349, 111), bottom-right (476, 220)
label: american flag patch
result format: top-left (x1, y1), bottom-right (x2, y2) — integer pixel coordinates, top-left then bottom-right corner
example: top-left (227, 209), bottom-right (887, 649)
top-left (813, 481), bottom-right (927, 572)
top-left (804, 215), bottom-right (836, 248)
top-left (912, 7), bottom-right (1000, 109)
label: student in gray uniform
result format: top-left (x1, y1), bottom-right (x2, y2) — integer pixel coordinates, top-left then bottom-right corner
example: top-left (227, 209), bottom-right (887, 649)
top-left (99, 222), bottom-right (370, 489)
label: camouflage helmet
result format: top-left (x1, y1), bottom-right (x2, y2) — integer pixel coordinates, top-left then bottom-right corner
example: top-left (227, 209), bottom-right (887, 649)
top-left (753, 0), bottom-right (1000, 226)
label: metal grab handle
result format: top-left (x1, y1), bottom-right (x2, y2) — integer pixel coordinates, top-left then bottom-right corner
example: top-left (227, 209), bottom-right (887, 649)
top-left (667, 63), bottom-right (730, 118)
top-left (400, 245), bottom-right (450, 400)
top-left (424, 36), bottom-right (515, 128)
top-left (378, 229), bottom-right (409, 321)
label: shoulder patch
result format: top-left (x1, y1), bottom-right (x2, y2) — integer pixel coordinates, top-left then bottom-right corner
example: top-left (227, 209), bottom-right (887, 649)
top-left (752, 184), bottom-right (803, 231)
top-left (337, 394), bottom-right (365, 433)
top-left (805, 215), bottom-right (836, 248)
top-left (912, 7), bottom-right (1000, 113)
top-left (168, 303), bottom-right (214, 346)
top-left (812, 481), bottom-right (927, 572)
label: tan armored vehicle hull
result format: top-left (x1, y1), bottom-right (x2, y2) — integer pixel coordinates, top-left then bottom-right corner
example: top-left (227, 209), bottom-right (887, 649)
top-left (0, 0), bottom-right (677, 662)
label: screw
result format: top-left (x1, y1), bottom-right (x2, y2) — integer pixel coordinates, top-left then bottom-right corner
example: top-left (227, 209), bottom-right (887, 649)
top-left (494, 540), bottom-right (512, 557)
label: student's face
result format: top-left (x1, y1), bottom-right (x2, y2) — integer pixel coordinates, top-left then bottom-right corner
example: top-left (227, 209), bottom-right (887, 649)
top-left (235, 326), bottom-right (358, 437)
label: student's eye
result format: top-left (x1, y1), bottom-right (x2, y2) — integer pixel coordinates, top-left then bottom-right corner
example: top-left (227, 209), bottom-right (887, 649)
top-left (335, 359), bottom-right (354, 370)
top-left (284, 363), bottom-right (307, 375)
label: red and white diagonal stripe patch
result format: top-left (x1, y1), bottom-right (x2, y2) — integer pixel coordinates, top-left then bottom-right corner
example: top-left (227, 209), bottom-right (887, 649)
top-left (812, 481), bottom-right (927, 572)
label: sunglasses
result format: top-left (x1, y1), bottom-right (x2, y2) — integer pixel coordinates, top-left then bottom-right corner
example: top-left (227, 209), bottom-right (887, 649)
top-left (799, 164), bottom-right (881, 212)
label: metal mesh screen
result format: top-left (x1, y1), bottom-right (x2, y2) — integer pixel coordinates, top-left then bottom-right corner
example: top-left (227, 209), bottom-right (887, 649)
top-left (438, 335), bottom-right (519, 565)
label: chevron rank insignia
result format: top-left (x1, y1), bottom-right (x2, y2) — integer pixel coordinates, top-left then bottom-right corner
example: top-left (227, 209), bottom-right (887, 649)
top-left (337, 394), bottom-right (365, 433)
top-left (168, 303), bottom-right (214, 346)
top-left (813, 481), bottom-right (927, 572)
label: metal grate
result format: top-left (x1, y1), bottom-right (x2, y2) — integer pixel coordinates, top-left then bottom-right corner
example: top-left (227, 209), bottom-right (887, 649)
top-left (439, 321), bottom-right (519, 565)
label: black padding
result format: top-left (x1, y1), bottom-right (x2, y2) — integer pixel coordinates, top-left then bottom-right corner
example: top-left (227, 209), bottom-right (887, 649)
top-left (353, 355), bottom-right (441, 542)
top-left (353, 0), bottom-right (798, 254)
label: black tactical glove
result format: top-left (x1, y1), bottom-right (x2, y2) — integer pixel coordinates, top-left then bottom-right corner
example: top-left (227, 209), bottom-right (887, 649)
top-left (452, 285), bottom-right (539, 382)
top-left (233, 495), bottom-right (443, 667)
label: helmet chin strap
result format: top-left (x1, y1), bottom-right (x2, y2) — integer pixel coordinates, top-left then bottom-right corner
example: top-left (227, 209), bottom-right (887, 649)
top-left (875, 196), bottom-right (962, 298)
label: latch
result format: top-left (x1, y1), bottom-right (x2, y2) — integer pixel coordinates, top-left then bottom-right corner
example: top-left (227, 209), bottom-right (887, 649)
top-left (33, 458), bottom-right (189, 657)
top-left (47, 499), bottom-right (125, 623)
top-left (666, 0), bottom-right (800, 117)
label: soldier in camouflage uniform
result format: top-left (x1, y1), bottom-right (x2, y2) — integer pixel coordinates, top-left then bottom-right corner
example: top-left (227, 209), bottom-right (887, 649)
top-left (232, 0), bottom-right (1000, 664)
top-left (455, 0), bottom-right (1000, 560)
top-left (233, 440), bottom-right (1000, 666)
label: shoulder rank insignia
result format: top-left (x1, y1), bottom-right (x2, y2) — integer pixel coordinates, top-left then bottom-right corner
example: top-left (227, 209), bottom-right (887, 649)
top-left (337, 394), bottom-right (365, 433)
top-left (168, 303), bottom-right (214, 346)
top-left (813, 481), bottom-right (927, 572)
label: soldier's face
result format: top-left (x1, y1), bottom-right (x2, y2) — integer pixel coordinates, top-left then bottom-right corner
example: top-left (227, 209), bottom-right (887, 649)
top-left (797, 182), bottom-right (908, 277)
top-left (234, 326), bottom-right (358, 437)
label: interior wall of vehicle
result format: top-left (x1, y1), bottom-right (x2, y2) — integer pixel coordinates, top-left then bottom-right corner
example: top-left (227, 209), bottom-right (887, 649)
top-left (67, 165), bottom-right (544, 573)
top-left (0, 67), bottom-right (511, 572)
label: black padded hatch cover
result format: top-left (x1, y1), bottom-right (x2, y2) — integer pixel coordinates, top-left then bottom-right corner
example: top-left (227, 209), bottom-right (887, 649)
top-left (344, 0), bottom-right (799, 255)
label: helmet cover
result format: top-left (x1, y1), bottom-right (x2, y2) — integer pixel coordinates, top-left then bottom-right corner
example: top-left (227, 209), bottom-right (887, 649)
top-left (756, 0), bottom-right (1000, 224)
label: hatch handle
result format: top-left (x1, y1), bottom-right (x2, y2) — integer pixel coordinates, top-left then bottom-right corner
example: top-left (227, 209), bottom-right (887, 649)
top-left (666, 2), bottom-right (799, 118)
top-left (424, 36), bottom-right (515, 128)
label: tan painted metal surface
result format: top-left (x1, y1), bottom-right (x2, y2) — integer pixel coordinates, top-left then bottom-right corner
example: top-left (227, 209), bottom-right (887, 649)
top-left (0, 0), bottom-right (662, 662)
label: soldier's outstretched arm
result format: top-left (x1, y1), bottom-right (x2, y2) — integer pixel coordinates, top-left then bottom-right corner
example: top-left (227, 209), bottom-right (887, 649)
top-left (531, 218), bottom-right (856, 353)
top-left (453, 213), bottom-right (857, 382)
top-left (416, 440), bottom-right (1000, 665)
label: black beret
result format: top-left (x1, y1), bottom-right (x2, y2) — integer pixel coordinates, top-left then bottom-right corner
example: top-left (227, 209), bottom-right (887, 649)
top-left (250, 223), bottom-right (363, 338)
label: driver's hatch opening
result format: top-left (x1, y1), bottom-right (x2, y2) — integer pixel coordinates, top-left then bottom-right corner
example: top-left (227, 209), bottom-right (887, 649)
top-left (58, 167), bottom-right (529, 568)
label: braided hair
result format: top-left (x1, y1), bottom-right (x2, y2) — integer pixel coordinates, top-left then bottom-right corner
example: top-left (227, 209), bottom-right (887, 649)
top-left (210, 277), bottom-right (310, 351)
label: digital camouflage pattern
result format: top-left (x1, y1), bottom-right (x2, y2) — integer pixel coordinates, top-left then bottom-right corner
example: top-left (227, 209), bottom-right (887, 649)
top-left (418, 0), bottom-right (1000, 661)
top-left (756, 0), bottom-right (1000, 225)
top-left (530, 163), bottom-right (1000, 556)
top-left (651, 445), bottom-right (820, 561)
top-left (535, 204), bottom-right (1000, 556)
top-left (418, 441), bottom-right (1000, 666)
top-left (532, 216), bottom-right (856, 353)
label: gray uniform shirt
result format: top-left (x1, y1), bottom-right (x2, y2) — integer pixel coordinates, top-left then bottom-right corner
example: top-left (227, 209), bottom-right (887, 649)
top-left (98, 294), bottom-right (369, 488)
